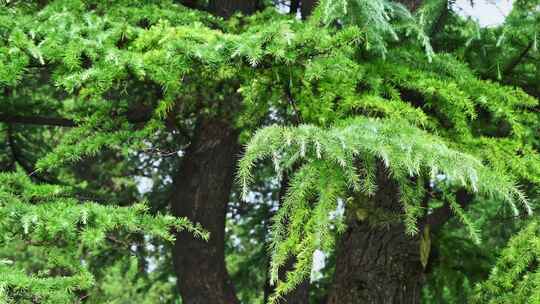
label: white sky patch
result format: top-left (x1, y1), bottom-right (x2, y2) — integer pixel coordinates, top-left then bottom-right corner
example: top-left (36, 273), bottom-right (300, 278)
top-left (311, 249), bottom-right (326, 282)
top-left (454, 0), bottom-right (513, 27)
top-left (135, 176), bottom-right (154, 194)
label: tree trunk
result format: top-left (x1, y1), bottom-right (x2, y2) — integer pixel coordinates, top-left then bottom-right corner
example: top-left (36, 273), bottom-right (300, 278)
top-left (171, 118), bottom-right (240, 304)
top-left (280, 258), bottom-right (311, 303)
top-left (300, 0), bottom-right (317, 19)
top-left (327, 217), bottom-right (424, 303)
top-left (178, 0), bottom-right (200, 9)
top-left (169, 1), bottom-right (256, 303)
top-left (327, 165), bottom-right (424, 304)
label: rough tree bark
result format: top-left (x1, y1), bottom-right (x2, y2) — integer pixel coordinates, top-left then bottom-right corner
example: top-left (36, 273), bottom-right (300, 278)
top-left (170, 2), bottom-right (257, 304)
top-left (325, 2), bottom-right (428, 301)
top-left (171, 118), bottom-right (240, 304)
top-left (327, 166), bottom-right (425, 304)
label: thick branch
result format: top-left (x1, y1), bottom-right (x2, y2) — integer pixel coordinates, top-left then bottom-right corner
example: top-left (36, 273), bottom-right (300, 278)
top-left (0, 114), bottom-right (76, 127)
top-left (503, 40), bottom-right (534, 78)
top-left (6, 126), bottom-right (51, 183)
top-left (429, 0), bottom-right (449, 38)
top-left (426, 189), bottom-right (473, 232)
top-left (0, 107), bottom-right (153, 128)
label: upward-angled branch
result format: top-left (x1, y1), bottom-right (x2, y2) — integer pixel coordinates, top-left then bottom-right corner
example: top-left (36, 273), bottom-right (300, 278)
top-left (6, 125), bottom-right (51, 182)
top-left (503, 40), bottom-right (534, 78)
top-left (429, 0), bottom-right (449, 38)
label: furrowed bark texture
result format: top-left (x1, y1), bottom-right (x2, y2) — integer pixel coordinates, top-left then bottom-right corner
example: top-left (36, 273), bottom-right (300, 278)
top-left (327, 165), bottom-right (424, 304)
top-left (170, 1), bottom-right (255, 303)
top-left (171, 118), bottom-right (240, 304)
top-left (326, 2), bottom-right (426, 301)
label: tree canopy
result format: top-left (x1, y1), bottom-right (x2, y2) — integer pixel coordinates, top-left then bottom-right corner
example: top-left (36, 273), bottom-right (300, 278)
top-left (0, 0), bottom-right (539, 303)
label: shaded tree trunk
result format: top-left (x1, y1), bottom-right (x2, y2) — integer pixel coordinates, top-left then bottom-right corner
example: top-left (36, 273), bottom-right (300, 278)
top-left (171, 118), bottom-right (240, 304)
top-left (325, 1), bottom-right (426, 301)
top-left (300, 0), bottom-right (317, 20)
top-left (169, 2), bottom-right (256, 304)
top-left (327, 217), bottom-right (424, 303)
top-left (281, 259), bottom-right (311, 303)
top-left (327, 166), bottom-right (424, 304)
top-left (178, 0), bottom-right (200, 9)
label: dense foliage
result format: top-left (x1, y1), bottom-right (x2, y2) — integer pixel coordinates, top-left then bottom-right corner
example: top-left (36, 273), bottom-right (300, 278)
top-left (0, 0), bottom-right (538, 303)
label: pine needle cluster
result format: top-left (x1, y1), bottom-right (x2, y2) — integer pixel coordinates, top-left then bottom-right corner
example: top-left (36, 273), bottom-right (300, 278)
top-left (0, 171), bottom-right (206, 303)
top-left (0, 0), bottom-right (539, 302)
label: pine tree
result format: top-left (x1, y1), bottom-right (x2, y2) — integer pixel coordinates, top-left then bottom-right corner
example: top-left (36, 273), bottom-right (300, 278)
top-left (0, 0), bottom-right (538, 303)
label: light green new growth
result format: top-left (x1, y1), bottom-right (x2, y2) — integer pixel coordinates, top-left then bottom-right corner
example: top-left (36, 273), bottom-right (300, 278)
top-left (1, 0), bottom-right (539, 302)
top-left (472, 220), bottom-right (540, 304)
top-left (238, 116), bottom-right (529, 301)
top-left (0, 172), bottom-right (207, 303)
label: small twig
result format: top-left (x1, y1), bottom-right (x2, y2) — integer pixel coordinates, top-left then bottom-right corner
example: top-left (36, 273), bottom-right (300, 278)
top-left (142, 147), bottom-right (181, 157)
